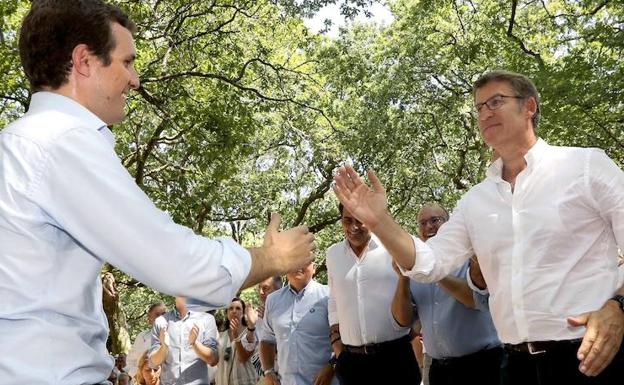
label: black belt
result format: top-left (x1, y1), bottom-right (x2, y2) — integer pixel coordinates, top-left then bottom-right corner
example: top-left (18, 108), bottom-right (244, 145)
top-left (504, 338), bottom-right (582, 355)
top-left (343, 334), bottom-right (411, 355)
top-left (432, 346), bottom-right (504, 366)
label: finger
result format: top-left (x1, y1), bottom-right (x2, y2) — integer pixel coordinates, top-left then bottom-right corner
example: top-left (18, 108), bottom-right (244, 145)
top-left (366, 169), bottom-right (385, 194)
top-left (344, 165), bottom-right (363, 187)
top-left (581, 335), bottom-right (617, 376)
top-left (567, 313), bottom-right (590, 328)
top-left (574, 317), bottom-right (596, 362)
top-left (266, 213), bottom-right (282, 234)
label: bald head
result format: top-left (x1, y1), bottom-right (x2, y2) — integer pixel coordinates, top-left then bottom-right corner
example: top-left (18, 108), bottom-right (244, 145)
top-left (417, 203), bottom-right (449, 241)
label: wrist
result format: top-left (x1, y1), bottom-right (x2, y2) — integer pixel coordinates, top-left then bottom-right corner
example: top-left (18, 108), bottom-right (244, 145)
top-left (263, 367), bottom-right (276, 376)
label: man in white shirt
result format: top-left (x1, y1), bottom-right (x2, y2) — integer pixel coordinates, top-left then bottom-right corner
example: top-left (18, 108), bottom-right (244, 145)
top-left (0, 1), bottom-right (314, 384)
top-left (326, 204), bottom-right (421, 385)
top-left (127, 302), bottom-right (167, 377)
top-left (333, 70), bottom-right (624, 385)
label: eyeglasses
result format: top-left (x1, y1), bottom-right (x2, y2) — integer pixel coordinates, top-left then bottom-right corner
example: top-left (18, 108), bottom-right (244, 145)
top-left (418, 216), bottom-right (446, 227)
top-left (474, 94), bottom-right (524, 114)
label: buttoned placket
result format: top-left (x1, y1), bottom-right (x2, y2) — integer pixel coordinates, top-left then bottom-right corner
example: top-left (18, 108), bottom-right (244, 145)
top-left (348, 242), bottom-right (371, 345)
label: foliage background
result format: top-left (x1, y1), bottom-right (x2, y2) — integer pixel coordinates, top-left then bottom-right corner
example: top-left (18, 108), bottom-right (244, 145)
top-left (1, 0), bottom-right (622, 351)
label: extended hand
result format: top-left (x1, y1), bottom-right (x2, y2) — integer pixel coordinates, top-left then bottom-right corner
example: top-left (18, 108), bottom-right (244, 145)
top-left (567, 300), bottom-right (624, 376)
top-left (263, 213), bottom-right (315, 274)
top-left (333, 165), bottom-right (388, 230)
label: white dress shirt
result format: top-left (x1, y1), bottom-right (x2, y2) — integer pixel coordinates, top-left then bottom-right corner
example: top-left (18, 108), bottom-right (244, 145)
top-left (0, 92), bottom-right (251, 385)
top-left (404, 139), bottom-right (624, 344)
top-left (327, 236), bottom-right (410, 346)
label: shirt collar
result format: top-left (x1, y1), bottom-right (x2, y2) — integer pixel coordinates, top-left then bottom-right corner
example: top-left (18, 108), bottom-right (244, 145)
top-left (486, 138), bottom-right (548, 182)
top-left (27, 91), bottom-right (115, 147)
top-left (343, 234), bottom-right (379, 258)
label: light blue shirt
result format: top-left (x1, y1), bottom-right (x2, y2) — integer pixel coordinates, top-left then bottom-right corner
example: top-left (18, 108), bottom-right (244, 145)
top-left (0, 92), bottom-right (251, 385)
top-left (150, 310), bottom-right (218, 385)
top-left (409, 261), bottom-right (500, 359)
top-left (261, 280), bottom-right (338, 385)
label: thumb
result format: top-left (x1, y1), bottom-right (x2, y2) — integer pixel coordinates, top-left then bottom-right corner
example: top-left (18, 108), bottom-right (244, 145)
top-left (367, 169), bottom-right (385, 193)
top-left (567, 312), bottom-right (590, 327)
top-left (266, 213), bottom-right (282, 235)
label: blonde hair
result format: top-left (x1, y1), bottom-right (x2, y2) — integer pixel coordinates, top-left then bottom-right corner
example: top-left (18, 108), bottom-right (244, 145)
top-left (134, 350), bottom-right (159, 385)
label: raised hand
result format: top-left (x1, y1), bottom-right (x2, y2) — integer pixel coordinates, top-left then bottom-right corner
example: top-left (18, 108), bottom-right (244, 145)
top-left (333, 165), bottom-right (388, 230)
top-left (188, 323), bottom-right (200, 346)
top-left (263, 213), bottom-right (315, 274)
top-left (257, 304), bottom-right (265, 319)
top-left (158, 327), bottom-right (169, 348)
top-left (246, 305), bottom-right (259, 329)
top-left (230, 317), bottom-right (240, 335)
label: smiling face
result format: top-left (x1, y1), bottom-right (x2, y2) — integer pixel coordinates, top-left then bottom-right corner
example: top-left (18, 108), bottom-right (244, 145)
top-left (87, 22), bottom-right (139, 125)
top-left (341, 207), bottom-right (371, 252)
top-left (474, 80), bottom-right (536, 150)
top-left (418, 205), bottom-right (448, 241)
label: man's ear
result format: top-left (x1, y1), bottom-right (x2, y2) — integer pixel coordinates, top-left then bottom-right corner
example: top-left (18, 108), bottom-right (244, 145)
top-left (71, 44), bottom-right (94, 77)
top-left (525, 96), bottom-right (538, 119)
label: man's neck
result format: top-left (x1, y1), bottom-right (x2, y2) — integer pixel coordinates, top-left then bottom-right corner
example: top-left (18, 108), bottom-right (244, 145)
top-left (290, 279), bottom-right (312, 293)
top-left (348, 239), bottom-right (369, 258)
top-left (497, 135), bottom-right (538, 186)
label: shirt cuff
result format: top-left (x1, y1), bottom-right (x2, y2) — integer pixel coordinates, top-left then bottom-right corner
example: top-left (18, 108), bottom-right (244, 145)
top-left (218, 237), bottom-right (252, 298)
top-left (398, 235), bottom-right (436, 281)
top-left (466, 266), bottom-right (489, 295)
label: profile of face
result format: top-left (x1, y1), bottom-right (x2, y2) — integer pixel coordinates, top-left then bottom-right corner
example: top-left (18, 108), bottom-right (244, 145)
top-left (286, 262), bottom-right (315, 289)
top-left (418, 206), bottom-right (448, 241)
top-left (87, 22), bottom-right (140, 125)
top-left (341, 207), bottom-right (371, 250)
top-left (227, 299), bottom-right (244, 324)
top-left (258, 277), bottom-right (279, 303)
top-left (147, 304), bottom-right (166, 326)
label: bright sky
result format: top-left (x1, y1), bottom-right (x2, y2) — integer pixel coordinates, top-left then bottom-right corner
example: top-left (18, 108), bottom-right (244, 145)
top-left (303, 1), bottom-right (395, 38)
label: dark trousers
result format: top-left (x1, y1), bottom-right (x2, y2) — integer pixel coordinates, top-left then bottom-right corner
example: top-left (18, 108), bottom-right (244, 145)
top-left (503, 339), bottom-right (624, 385)
top-left (336, 335), bottom-right (422, 385)
top-left (429, 346), bottom-right (504, 385)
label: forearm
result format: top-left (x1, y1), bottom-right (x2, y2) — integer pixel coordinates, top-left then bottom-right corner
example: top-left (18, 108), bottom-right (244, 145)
top-left (370, 212), bottom-right (417, 270)
top-left (234, 339), bottom-right (253, 363)
top-left (330, 324), bottom-right (343, 356)
top-left (193, 342), bottom-right (218, 366)
top-left (242, 247), bottom-right (280, 290)
top-left (438, 276), bottom-right (476, 308)
top-left (150, 345), bottom-right (168, 366)
top-left (260, 341), bottom-right (277, 370)
top-left (391, 278), bottom-right (413, 326)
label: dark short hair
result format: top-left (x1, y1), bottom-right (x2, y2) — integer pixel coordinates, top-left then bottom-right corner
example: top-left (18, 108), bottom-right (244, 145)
top-left (148, 302), bottom-right (165, 313)
top-left (473, 70), bottom-right (541, 130)
top-left (19, 0), bottom-right (136, 91)
top-left (271, 276), bottom-right (283, 289)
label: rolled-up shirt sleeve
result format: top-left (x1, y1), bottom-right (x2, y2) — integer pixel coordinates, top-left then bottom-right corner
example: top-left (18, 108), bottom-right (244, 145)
top-left (33, 126), bottom-right (251, 308)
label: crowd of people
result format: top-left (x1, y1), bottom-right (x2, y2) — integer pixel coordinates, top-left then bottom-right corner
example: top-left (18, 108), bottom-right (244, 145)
top-left (1, 1), bottom-right (623, 385)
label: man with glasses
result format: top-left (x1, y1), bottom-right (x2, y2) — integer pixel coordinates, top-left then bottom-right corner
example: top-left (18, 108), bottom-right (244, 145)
top-left (391, 202), bottom-right (501, 385)
top-left (333, 70), bottom-right (624, 385)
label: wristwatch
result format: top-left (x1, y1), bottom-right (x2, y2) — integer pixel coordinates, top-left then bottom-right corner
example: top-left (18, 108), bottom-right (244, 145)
top-left (263, 368), bottom-right (277, 377)
top-left (610, 295), bottom-right (624, 313)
